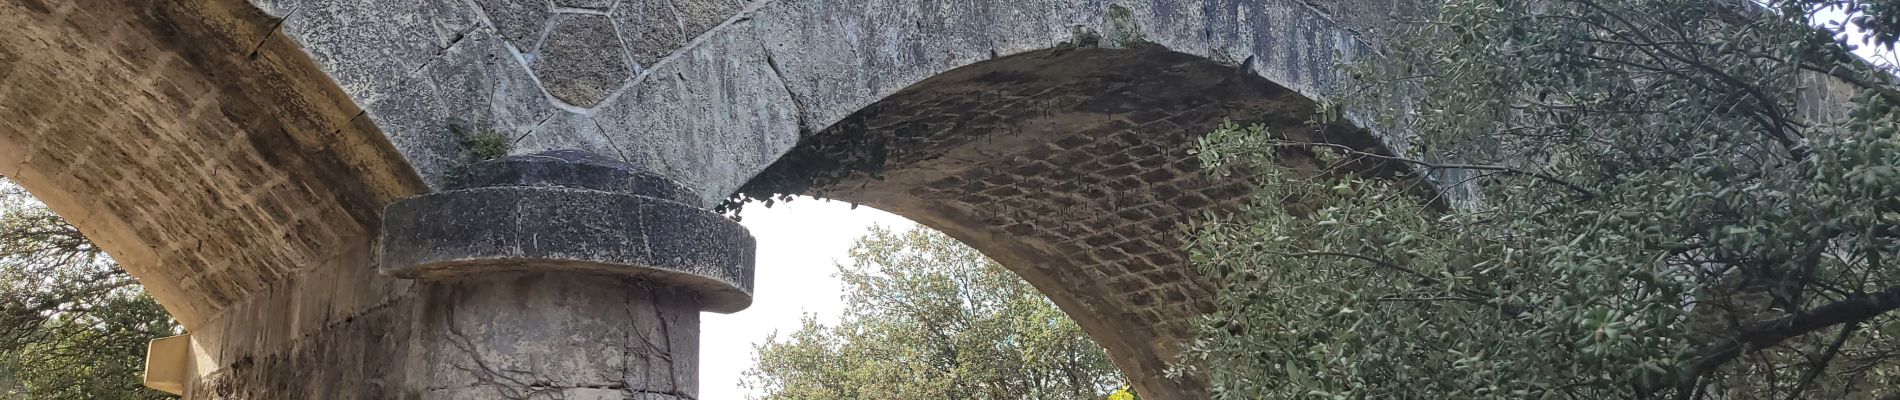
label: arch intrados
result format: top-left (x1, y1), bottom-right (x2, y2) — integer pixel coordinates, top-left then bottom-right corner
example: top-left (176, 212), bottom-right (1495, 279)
top-left (733, 46), bottom-right (1403, 398)
top-left (0, 0), bottom-right (426, 328)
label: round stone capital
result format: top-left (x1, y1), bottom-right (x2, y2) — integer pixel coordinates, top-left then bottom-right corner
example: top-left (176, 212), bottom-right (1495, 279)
top-left (379, 151), bottom-right (754, 313)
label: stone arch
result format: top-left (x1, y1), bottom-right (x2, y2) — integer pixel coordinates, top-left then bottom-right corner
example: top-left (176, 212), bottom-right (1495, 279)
top-left (0, 0), bottom-right (1415, 397)
top-left (561, 0), bottom-right (1396, 209)
top-left (0, 0), bottom-right (426, 330)
top-left (283, 0), bottom-right (1397, 208)
top-left (732, 46), bottom-right (1397, 399)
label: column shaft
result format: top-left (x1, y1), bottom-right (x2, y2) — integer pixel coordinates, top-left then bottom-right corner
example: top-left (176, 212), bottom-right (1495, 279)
top-left (417, 273), bottom-right (698, 400)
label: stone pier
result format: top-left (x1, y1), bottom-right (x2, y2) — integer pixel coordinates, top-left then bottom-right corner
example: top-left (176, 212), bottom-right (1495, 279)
top-left (377, 150), bottom-right (755, 399)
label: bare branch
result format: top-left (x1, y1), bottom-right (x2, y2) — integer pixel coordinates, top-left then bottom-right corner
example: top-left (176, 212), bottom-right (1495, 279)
top-left (1680, 285), bottom-right (1900, 388)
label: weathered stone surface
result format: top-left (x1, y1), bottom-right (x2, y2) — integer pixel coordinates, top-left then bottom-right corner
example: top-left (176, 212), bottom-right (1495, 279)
top-left (672, 0), bottom-right (742, 51)
top-left (256, 0), bottom-right (1400, 197)
top-left (375, 25), bottom-right (557, 187)
top-left (459, 150), bottom-right (697, 201)
top-left (512, 112), bottom-right (633, 162)
top-left (426, 0), bottom-right (485, 48)
top-left (611, 0), bottom-right (690, 66)
top-left (472, 0), bottom-right (553, 50)
top-left (594, 27), bottom-right (802, 207)
top-left (188, 271), bottom-right (701, 400)
top-left (533, 13), bottom-right (634, 107)
top-left (381, 152), bottom-right (754, 313)
top-left (0, 0), bottom-right (429, 327)
top-left (282, 1), bottom-right (460, 109)
top-left (610, 0), bottom-right (741, 66)
top-left (415, 273), bottom-right (701, 399)
top-left (553, 0), bottom-right (617, 10)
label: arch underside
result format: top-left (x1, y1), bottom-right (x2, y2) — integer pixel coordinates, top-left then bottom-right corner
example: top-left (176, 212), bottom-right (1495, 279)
top-left (740, 47), bottom-right (1397, 398)
top-left (0, 0), bottom-right (424, 328)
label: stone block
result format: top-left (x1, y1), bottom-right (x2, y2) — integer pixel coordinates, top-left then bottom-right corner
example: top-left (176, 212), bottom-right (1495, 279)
top-left (533, 13), bottom-right (633, 107)
top-left (460, 150), bottom-right (694, 202)
top-left (611, 0), bottom-right (741, 66)
top-left (473, 0), bottom-right (553, 50)
top-left (553, 0), bottom-right (617, 10)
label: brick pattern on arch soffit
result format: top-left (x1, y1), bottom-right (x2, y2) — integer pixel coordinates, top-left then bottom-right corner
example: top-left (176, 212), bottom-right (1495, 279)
top-left (738, 47), bottom-right (1407, 397)
top-left (0, 0), bottom-right (429, 327)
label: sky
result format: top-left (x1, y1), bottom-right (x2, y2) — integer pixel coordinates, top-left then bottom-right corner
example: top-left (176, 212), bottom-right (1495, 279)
top-left (699, 197), bottom-right (916, 399)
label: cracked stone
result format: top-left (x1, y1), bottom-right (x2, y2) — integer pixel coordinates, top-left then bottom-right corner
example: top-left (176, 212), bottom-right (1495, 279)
top-left (473, 0), bottom-right (552, 51)
top-left (425, 0), bottom-right (482, 49)
top-left (532, 13), bottom-right (634, 107)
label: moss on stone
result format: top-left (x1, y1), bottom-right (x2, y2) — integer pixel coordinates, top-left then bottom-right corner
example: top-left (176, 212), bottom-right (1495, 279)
top-left (1104, 4), bottom-right (1158, 49)
top-left (441, 119), bottom-right (514, 189)
top-left (463, 131), bottom-right (510, 161)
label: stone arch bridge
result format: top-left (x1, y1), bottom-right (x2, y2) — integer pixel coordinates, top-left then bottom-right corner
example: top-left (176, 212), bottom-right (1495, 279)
top-left (0, 0), bottom-right (1414, 398)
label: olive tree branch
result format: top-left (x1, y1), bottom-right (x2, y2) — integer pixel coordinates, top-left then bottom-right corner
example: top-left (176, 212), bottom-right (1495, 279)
top-left (1783, 321), bottom-right (1858, 400)
top-left (1268, 141), bottom-right (1599, 199)
top-left (1677, 285), bottom-right (1900, 393)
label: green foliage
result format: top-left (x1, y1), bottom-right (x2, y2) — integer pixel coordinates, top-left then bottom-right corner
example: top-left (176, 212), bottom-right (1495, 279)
top-left (0, 294), bottom-right (174, 400)
top-left (0, 181), bottom-right (178, 399)
top-left (716, 114), bottom-right (891, 219)
top-left (463, 131), bottom-right (510, 162)
top-left (1103, 5), bottom-right (1158, 49)
top-left (442, 119), bottom-right (513, 188)
top-left (744, 226), bottom-right (1126, 399)
top-left (1180, 0), bottom-right (1900, 398)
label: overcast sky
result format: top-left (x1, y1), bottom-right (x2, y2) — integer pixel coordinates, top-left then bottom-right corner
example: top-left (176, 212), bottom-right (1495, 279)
top-left (699, 197), bottom-right (916, 399)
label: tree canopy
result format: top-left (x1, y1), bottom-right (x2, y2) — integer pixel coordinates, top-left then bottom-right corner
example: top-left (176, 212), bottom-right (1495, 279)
top-left (743, 226), bottom-right (1127, 399)
top-left (1180, 0), bottom-right (1900, 398)
top-left (0, 180), bottom-right (178, 399)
